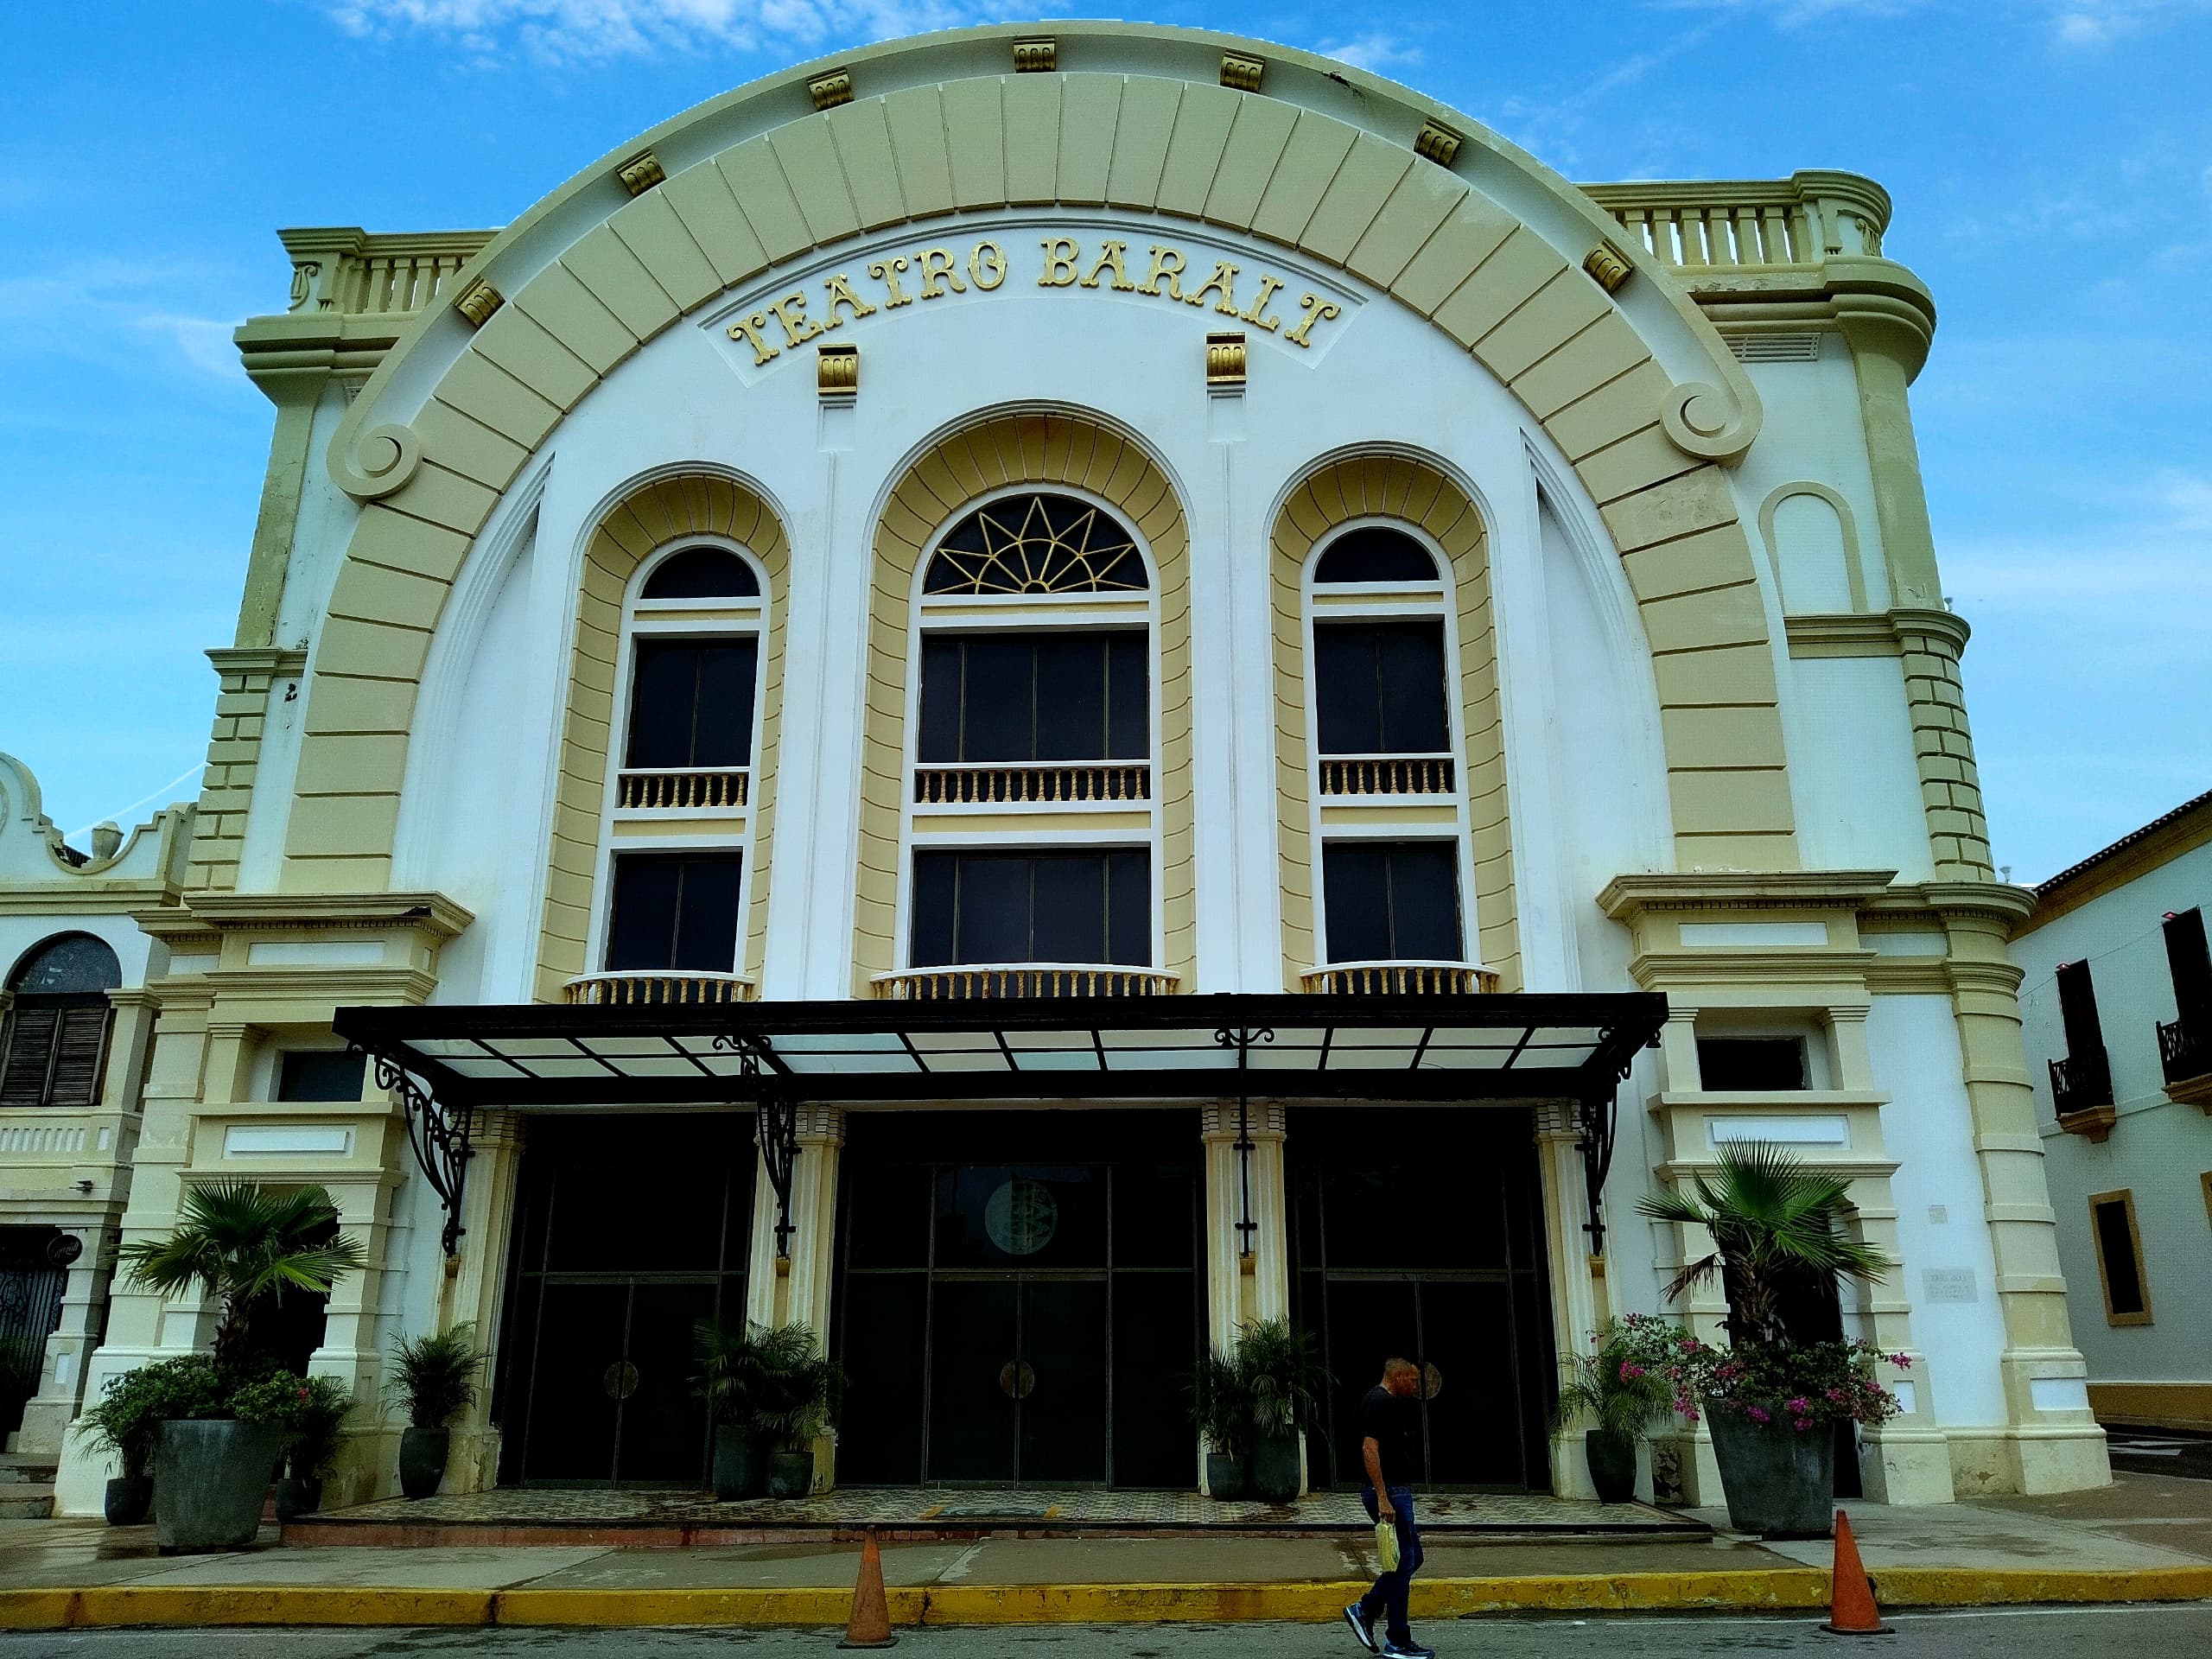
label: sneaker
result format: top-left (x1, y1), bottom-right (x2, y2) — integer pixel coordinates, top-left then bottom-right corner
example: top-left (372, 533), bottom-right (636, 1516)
top-left (1342, 1602), bottom-right (1379, 1655)
top-left (1381, 1639), bottom-right (1436, 1658)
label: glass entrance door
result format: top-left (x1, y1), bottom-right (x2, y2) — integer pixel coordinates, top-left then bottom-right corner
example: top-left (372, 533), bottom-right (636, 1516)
top-left (494, 1115), bottom-right (753, 1487)
top-left (834, 1112), bottom-right (1198, 1487)
top-left (1291, 1108), bottom-right (1556, 1491)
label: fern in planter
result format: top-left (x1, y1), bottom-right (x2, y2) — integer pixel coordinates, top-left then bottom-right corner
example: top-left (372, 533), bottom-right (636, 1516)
top-left (385, 1324), bottom-right (481, 1501)
top-left (748, 1324), bottom-right (838, 1499)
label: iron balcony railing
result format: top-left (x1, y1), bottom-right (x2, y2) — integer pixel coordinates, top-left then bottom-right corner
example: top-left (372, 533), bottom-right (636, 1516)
top-left (872, 965), bottom-right (1179, 1000)
top-left (563, 971), bottom-right (756, 1007)
top-left (912, 763), bottom-right (1151, 806)
top-left (2158, 1010), bottom-right (2211, 1087)
top-left (1318, 753), bottom-right (1457, 797)
top-left (1301, 961), bottom-right (1500, 996)
top-left (2049, 1046), bottom-right (2113, 1117)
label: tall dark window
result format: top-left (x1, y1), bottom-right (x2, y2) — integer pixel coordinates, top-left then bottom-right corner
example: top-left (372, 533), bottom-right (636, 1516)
top-left (0, 933), bottom-right (119, 1110)
top-left (2056, 960), bottom-right (2106, 1059)
top-left (625, 639), bottom-right (757, 769)
top-left (1696, 1036), bottom-right (1808, 1091)
top-left (2090, 1191), bottom-right (2150, 1323)
top-left (276, 1050), bottom-right (367, 1103)
top-left (1313, 622), bottom-right (1449, 755)
top-left (912, 850), bottom-right (1149, 967)
top-left (606, 853), bottom-right (744, 972)
top-left (1321, 842), bottom-right (1463, 963)
top-left (2164, 909), bottom-right (2211, 1019)
top-left (1313, 527), bottom-right (1438, 584)
top-left (918, 633), bottom-right (1147, 762)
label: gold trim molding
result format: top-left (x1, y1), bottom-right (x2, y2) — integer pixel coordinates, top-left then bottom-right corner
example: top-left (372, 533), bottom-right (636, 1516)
top-left (453, 277), bottom-right (503, 327)
top-left (1414, 122), bottom-right (1462, 167)
top-left (616, 150), bottom-right (666, 196)
top-left (807, 70), bottom-right (854, 111)
top-left (1013, 38), bottom-right (1056, 72)
top-left (1220, 53), bottom-right (1265, 92)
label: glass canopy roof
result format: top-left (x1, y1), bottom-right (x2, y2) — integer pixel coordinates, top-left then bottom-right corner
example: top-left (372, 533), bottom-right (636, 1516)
top-left (334, 992), bottom-right (1666, 1109)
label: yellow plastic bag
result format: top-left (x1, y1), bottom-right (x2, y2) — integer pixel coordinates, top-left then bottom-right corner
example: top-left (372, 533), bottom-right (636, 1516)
top-left (1374, 1516), bottom-right (1401, 1572)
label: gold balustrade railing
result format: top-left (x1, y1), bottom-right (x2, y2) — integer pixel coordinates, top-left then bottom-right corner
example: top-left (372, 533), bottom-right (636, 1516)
top-left (563, 971), bottom-right (755, 1007)
top-left (617, 767), bottom-right (751, 810)
top-left (873, 965), bottom-right (1179, 1000)
top-left (1319, 755), bottom-right (1457, 797)
top-left (913, 764), bottom-right (1151, 806)
top-left (1301, 962), bottom-right (1500, 996)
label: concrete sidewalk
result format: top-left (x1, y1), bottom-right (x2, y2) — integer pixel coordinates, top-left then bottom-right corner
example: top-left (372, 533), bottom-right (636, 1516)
top-left (0, 1473), bottom-right (2206, 1630)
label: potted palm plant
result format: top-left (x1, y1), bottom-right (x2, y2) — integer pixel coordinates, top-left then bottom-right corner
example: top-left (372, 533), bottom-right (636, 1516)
top-left (386, 1324), bottom-right (481, 1500)
top-left (694, 1317), bottom-right (769, 1500)
top-left (73, 1363), bottom-right (170, 1524)
top-left (1637, 1141), bottom-right (1896, 1535)
top-left (116, 1180), bottom-right (365, 1551)
top-left (749, 1323), bottom-right (835, 1499)
top-left (276, 1376), bottom-right (355, 1519)
top-left (1236, 1317), bottom-right (1326, 1505)
top-left (1189, 1343), bottom-right (1253, 1499)
top-left (1553, 1315), bottom-right (1691, 1503)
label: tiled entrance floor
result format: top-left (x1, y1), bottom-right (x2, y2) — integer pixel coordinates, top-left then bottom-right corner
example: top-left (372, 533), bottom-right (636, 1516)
top-left (296, 1484), bottom-right (1706, 1544)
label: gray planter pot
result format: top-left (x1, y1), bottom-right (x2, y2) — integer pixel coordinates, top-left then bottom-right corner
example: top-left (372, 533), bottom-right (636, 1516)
top-left (1585, 1429), bottom-right (1638, 1503)
top-left (273, 1476), bottom-right (324, 1521)
top-left (1205, 1451), bottom-right (1247, 1500)
top-left (154, 1420), bottom-right (284, 1552)
top-left (1706, 1406), bottom-right (1836, 1537)
top-left (712, 1426), bottom-right (766, 1500)
top-left (398, 1426), bottom-right (450, 1500)
top-left (104, 1475), bottom-right (155, 1527)
top-left (1249, 1434), bottom-right (1301, 1503)
top-left (766, 1447), bottom-right (815, 1498)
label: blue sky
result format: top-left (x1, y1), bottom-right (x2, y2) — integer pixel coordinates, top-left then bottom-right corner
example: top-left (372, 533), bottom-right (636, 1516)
top-left (1, 2), bottom-right (2206, 881)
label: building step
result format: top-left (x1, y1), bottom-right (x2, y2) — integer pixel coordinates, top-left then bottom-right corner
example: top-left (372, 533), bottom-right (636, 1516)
top-left (0, 1454), bottom-right (60, 1485)
top-left (0, 1484), bottom-right (55, 1519)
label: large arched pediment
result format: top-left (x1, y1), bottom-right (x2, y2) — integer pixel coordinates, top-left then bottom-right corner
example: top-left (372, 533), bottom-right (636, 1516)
top-left (283, 23), bottom-right (1797, 891)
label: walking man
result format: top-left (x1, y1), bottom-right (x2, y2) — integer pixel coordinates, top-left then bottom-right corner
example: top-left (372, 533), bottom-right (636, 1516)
top-left (1344, 1357), bottom-right (1433, 1658)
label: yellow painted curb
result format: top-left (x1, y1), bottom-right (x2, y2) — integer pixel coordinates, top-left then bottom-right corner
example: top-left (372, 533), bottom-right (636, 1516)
top-left (0, 1567), bottom-right (2207, 1630)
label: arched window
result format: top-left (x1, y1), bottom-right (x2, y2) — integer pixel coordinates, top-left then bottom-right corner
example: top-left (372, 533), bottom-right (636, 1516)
top-left (1313, 525), bottom-right (1439, 585)
top-left (600, 542), bottom-right (767, 987)
top-left (1309, 525), bottom-right (1451, 768)
top-left (901, 492), bottom-right (1160, 988)
top-left (1, 932), bottom-right (120, 1109)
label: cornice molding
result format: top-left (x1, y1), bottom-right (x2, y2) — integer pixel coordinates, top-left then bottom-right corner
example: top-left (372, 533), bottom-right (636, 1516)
top-left (199, 965), bottom-right (442, 1004)
top-left (206, 647), bottom-right (310, 682)
top-left (180, 890), bottom-right (474, 940)
top-left (1629, 950), bottom-right (1881, 989)
top-left (1599, 870), bottom-right (1898, 918)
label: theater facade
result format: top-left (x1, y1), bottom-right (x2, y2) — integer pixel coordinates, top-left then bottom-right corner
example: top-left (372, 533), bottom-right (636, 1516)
top-left (49, 22), bottom-right (2110, 1511)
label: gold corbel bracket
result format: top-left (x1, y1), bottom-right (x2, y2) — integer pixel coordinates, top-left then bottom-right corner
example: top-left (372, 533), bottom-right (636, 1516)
top-left (1205, 331), bottom-right (1247, 391)
top-left (818, 342), bottom-right (859, 400)
top-left (616, 150), bottom-right (666, 196)
top-left (454, 277), bottom-right (504, 328)
top-left (808, 70), bottom-right (853, 111)
top-left (1220, 54), bottom-right (1265, 92)
top-left (1583, 242), bottom-right (1632, 294)
top-left (1013, 38), bottom-right (1056, 73)
top-left (1414, 122), bottom-right (1463, 168)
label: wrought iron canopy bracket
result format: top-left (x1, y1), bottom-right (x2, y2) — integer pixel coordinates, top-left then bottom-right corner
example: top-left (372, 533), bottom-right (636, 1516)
top-left (353, 1041), bottom-right (474, 1258)
top-left (1212, 1025), bottom-right (1274, 1257)
top-left (714, 1028), bottom-right (800, 1258)
top-left (1576, 1025), bottom-right (1660, 1257)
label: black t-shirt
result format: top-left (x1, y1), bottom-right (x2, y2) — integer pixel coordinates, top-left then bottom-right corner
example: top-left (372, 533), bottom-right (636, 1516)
top-left (1357, 1383), bottom-right (1420, 1488)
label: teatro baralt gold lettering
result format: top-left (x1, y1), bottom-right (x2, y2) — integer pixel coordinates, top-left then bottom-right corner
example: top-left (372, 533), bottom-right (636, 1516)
top-left (727, 236), bottom-right (1343, 366)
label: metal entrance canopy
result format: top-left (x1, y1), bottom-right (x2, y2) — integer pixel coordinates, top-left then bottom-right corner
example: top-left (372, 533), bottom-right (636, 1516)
top-left (335, 991), bottom-right (1664, 1261)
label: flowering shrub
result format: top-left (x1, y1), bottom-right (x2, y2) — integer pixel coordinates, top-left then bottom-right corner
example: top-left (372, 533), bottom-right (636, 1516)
top-left (1679, 1336), bottom-right (1906, 1432)
top-left (1554, 1313), bottom-right (1700, 1437)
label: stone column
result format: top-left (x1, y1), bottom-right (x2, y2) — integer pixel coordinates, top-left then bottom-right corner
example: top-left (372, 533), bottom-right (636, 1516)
top-left (1534, 1099), bottom-right (1606, 1499)
top-left (1201, 1100), bottom-right (1289, 1493)
top-left (436, 1109), bottom-right (529, 1497)
top-left (1933, 885), bottom-right (2109, 1495)
top-left (312, 1170), bottom-right (404, 1509)
top-left (1837, 299), bottom-right (1942, 611)
top-left (744, 1106), bottom-right (843, 1491)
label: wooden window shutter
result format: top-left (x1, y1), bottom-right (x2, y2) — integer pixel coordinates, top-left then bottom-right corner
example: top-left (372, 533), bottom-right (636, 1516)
top-left (48, 1006), bottom-right (112, 1107)
top-left (0, 1006), bottom-right (62, 1107)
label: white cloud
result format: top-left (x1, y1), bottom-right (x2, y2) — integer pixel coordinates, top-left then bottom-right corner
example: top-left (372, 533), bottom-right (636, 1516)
top-left (1659, 0), bottom-right (2212, 47)
top-left (320, 0), bottom-right (1034, 61)
top-left (0, 261), bottom-right (253, 386)
top-left (1314, 33), bottom-right (1423, 74)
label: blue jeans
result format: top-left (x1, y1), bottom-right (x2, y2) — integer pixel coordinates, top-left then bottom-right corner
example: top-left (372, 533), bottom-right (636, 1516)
top-left (1360, 1484), bottom-right (1424, 1643)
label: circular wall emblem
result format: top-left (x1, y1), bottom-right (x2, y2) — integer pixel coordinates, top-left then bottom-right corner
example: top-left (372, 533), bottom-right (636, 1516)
top-left (983, 1178), bottom-right (1058, 1256)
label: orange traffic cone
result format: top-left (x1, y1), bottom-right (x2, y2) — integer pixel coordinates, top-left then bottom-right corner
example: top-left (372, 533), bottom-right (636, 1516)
top-left (1821, 1509), bottom-right (1893, 1636)
top-left (838, 1527), bottom-right (898, 1649)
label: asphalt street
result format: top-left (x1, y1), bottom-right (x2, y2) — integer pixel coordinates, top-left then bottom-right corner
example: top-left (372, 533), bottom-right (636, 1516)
top-left (6, 1606), bottom-right (2211, 1659)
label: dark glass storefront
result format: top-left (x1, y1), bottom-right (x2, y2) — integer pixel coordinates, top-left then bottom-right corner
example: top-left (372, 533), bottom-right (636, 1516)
top-left (494, 1115), bottom-right (754, 1486)
top-left (831, 1110), bottom-right (1200, 1487)
top-left (1291, 1108), bottom-right (1557, 1491)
